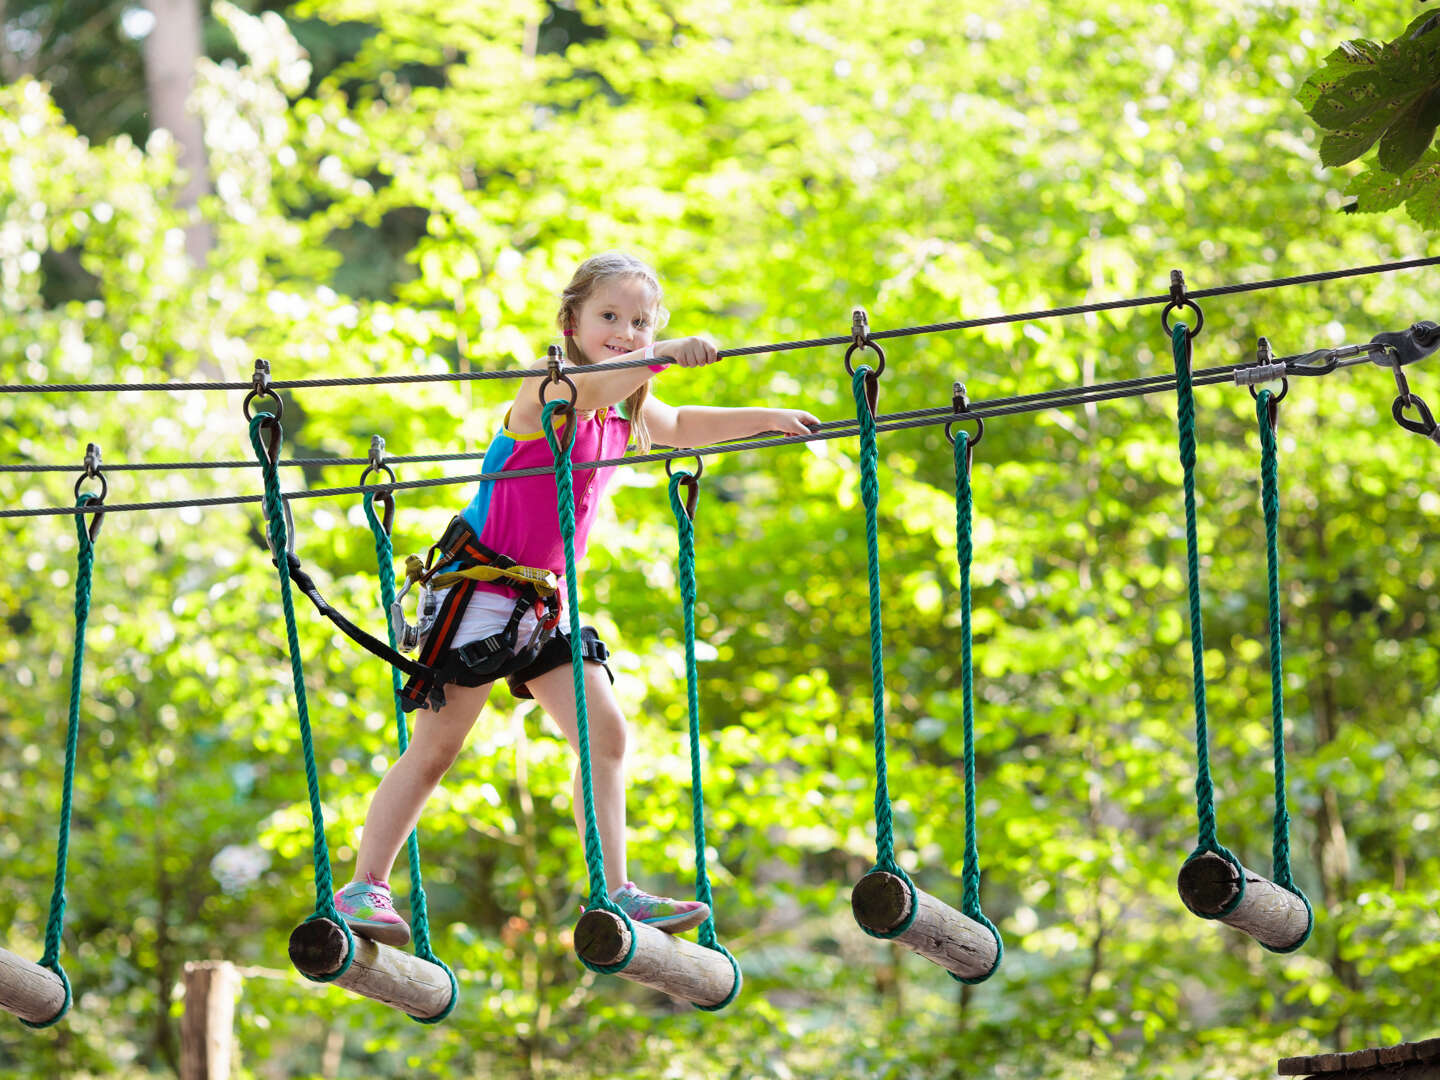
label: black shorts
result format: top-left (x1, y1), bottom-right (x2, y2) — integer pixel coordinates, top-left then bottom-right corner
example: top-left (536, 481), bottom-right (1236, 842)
top-left (434, 625), bottom-right (614, 702)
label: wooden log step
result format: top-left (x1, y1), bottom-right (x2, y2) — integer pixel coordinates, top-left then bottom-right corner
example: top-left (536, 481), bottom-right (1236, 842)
top-left (1280, 1039), bottom-right (1440, 1076)
top-left (850, 871), bottom-right (999, 981)
top-left (0, 945), bottom-right (68, 1026)
top-left (288, 919), bottom-right (454, 1019)
top-left (573, 910), bottom-right (739, 1008)
top-left (1176, 851), bottom-right (1310, 951)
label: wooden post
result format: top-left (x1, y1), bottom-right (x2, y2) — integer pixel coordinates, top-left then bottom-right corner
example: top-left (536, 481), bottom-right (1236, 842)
top-left (0, 946), bottom-right (68, 1026)
top-left (851, 871), bottom-right (999, 981)
top-left (180, 961), bottom-right (240, 1080)
top-left (288, 919), bottom-right (454, 1019)
top-left (1176, 851), bottom-right (1310, 950)
top-left (573, 911), bottom-right (739, 1008)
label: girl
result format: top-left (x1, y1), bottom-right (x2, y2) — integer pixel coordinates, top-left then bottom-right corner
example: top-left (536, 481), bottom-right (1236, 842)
top-left (336, 252), bottom-right (819, 945)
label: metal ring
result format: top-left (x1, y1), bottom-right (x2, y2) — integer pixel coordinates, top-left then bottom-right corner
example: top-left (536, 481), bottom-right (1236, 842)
top-left (538, 370), bottom-right (579, 411)
top-left (944, 414), bottom-right (985, 448)
top-left (1249, 377), bottom-right (1289, 403)
top-left (1160, 300), bottom-right (1205, 338)
top-left (243, 388), bottom-right (284, 422)
top-left (74, 470), bottom-right (108, 502)
top-left (359, 462), bottom-right (397, 488)
top-left (843, 339), bottom-right (887, 378)
top-left (75, 492), bottom-right (106, 543)
top-left (664, 453), bottom-right (704, 480)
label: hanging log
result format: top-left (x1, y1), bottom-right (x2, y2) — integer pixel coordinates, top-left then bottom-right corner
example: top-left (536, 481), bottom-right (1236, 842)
top-left (288, 919), bottom-right (454, 1019)
top-left (1176, 851), bottom-right (1310, 950)
top-left (0, 946), bottom-right (67, 1026)
top-left (573, 910), bottom-right (739, 1008)
top-left (851, 870), bottom-right (999, 980)
top-left (180, 961), bottom-right (241, 1080)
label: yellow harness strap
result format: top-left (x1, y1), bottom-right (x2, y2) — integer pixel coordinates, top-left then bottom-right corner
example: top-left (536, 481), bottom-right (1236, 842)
top-left (429, 563), bottom-right (559, 596)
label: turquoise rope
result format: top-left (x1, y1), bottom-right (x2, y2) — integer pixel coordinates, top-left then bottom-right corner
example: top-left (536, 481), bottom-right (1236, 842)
top-left (540, 402), bottom-right (636, 975)
top-left (667, 473), bottom-right (742, 1011)
top-left (951, 433), bottom-right (1004, 984)
top-left (1253, 392), bottom-right (1315, 952)
top-left (363, 494), bottom-right (458, 1020)
top-left (1170, 325), bottom-right (1244, 917)
top-left (248, 414), bottom-right (356, 981)
top-left (851, 367), bottom-right (919, 938)
top-left (21, 494), bottom-right (99, 1029)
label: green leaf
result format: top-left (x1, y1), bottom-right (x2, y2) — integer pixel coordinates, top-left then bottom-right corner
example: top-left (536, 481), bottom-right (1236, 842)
top-left (1377, 87), bottom-right (1440, 174)
top-left (1319, 123), bottom-right (1389, 168)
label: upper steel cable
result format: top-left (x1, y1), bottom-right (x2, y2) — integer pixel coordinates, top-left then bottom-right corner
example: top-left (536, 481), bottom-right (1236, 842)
top-left (0, 347), bottom-right (1390, 521)
top-left (1, 256), bottom-right (1436, 395)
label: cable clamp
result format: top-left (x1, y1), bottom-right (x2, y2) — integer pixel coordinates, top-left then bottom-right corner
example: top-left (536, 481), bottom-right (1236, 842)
top-left (1161, 269), bottom-right (1205, 337)
top-left (944, 381), bottom-right (984, 465)
top-left (74, 443), bottom-right (107, 541)
top-left (243, 358), bottom-right (283, 421)
top-left (843, 306), bottom-right (885, 417)
top-left (360, 435), bottom-right (397, 535)
top-left (1236, 337), bottom-right (1289, 387)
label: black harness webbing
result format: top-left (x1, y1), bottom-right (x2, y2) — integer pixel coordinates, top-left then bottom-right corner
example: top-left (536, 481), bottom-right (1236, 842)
top-left (280, 515), bottom-right (561, 709)
top-left (398, 517), bottom-right (559, 711)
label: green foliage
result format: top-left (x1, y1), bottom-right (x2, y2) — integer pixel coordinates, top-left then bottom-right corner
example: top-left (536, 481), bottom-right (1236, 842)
top-left (2, 1), bottom-right (1439, 1078)
top-left (1298, 10), bottom-right (1440, 226)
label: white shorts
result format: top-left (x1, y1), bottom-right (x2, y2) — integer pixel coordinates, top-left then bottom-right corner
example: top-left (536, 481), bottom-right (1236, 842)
top-left (427, 587), bottom-right (542, 653)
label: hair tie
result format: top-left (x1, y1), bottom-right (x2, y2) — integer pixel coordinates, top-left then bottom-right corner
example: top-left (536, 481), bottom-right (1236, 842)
top-left (562, 329), bottom-right (575, 337)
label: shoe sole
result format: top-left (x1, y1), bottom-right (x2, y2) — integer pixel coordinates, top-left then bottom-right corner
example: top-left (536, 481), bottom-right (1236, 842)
top-left (341, 916), bottom-right (412, 949)
top-left (639, 906), bottom-right (710, 934)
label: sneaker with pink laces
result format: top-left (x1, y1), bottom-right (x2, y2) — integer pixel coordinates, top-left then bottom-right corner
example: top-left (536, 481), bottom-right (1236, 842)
top-left (610, 882), bottom-right (710, 934)
top-left (335, 874), bottom-right (411, 947)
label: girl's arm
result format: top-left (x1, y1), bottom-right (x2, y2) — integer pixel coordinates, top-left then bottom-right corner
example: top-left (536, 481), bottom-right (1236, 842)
top-left (508, 337), bottom-right (719, 433)
top-left (644, 399), bottom-right (820, 449)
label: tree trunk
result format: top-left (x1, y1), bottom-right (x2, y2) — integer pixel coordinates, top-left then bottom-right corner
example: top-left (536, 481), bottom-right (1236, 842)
top-left (142, 0), bottom-right (213, 261)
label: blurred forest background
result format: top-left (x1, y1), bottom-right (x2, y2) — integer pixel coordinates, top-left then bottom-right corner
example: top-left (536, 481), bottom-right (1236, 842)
top-left (1, 0), bottom-right (1437, 1077)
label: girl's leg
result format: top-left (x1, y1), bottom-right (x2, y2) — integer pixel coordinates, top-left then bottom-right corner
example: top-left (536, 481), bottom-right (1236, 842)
top-left (522, 662), bottom-right (629, 892)
top-left (353, 680), bottom-right (494, 883)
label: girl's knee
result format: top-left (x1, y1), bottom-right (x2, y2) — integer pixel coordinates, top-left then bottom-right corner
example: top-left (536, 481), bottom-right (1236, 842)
top-left (587, 707), bottom-right (628, 763)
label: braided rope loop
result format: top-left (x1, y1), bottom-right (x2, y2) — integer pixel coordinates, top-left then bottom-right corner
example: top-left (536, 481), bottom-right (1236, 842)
top-left (363, 494), bottom-right (457, 1020)
top-left (21, 494), bottom-right (100, 1028)
top-left (248, 414), bottom-right (355, 980)
top-left (1171, 327), bottom-right (1243, 914)
top-left (1254, 392), bottom-right (1314, 951)
top-left (851, 368), bottom-right (919, 938)
top-left (951, 434), bottom-right (1003, 984)
top-left (668, 473), bottom-right (742, 1010)
top-left (541, 403), bottom-right (635, 973)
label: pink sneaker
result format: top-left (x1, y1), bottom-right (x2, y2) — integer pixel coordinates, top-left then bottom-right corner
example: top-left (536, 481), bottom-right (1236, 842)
top-left (610, 882), bottom-right (710, 934)
top-left (335, 874), bottom-right (411, 948)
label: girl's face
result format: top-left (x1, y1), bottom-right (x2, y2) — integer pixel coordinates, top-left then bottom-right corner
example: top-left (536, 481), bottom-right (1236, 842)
top-left (570, 276), bottom-right (658, 364)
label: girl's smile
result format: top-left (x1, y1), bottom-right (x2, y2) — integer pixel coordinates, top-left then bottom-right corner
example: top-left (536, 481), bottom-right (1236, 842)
top-left (571, 277), bottom-right (658, 364)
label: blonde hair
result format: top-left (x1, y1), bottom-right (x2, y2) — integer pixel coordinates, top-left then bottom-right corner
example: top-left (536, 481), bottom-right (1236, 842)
top-left (557, 252), bottom-right (670, 454)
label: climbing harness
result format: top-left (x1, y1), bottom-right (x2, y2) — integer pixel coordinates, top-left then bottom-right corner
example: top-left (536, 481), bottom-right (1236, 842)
top-left (1166, 275), bottom-right (1312, 950)
top-left (16, 448), bottom-right (106, 1028)
top-left (667, 457), bottom-right (742, 1010)
top-left (360, 444), bottom-right (459, 1021)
